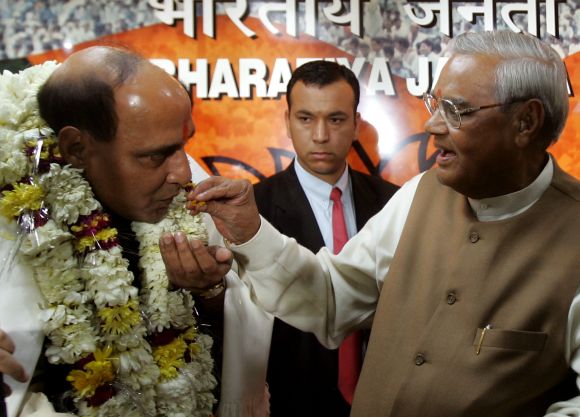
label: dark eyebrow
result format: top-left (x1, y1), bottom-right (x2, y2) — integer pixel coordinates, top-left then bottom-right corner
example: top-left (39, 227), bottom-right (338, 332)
top-left (294, 110), bottom-right (349, 118)
top-left (135, 142), bottom-right (184, 158)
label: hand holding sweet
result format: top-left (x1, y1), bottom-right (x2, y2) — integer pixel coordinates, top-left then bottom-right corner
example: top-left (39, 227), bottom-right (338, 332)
top-left (160, 232), bottom-right (232, 296)
top-left (186, 177), bottom-right (261, 245)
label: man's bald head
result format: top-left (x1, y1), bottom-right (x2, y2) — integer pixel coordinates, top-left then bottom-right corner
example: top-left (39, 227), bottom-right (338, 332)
top-left (37, 46), bottom-right (195, 223)
top-left (38, 46), bottom-right (147, 141)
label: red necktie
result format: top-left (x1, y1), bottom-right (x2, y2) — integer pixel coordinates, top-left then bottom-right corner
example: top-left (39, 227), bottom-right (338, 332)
top-left (330, 187), bottom-right (362, 405)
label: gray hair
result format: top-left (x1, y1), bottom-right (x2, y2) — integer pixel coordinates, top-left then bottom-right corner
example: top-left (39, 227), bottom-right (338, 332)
top-left (447, 30), bottom-right (569, 147)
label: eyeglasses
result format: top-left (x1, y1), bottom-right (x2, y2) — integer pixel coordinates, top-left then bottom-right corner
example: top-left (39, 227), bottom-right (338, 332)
top-left (422, 93), bottom-right (508, 129)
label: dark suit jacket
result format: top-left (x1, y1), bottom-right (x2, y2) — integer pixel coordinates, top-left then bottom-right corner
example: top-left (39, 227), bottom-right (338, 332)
top-left (254, 162), bottom-right (398, 417)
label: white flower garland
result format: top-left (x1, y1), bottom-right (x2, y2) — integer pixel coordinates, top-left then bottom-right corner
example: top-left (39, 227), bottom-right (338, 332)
top-left (0, 62), bottom-right (216, 416)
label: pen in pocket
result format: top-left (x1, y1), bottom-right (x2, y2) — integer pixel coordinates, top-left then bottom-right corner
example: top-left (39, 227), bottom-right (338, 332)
top-left (476, 324), bottom-right (493, 355)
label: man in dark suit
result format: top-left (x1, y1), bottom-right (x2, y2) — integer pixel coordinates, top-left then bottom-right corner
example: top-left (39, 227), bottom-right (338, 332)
top-left (254, 60), bottom-right (398, 417)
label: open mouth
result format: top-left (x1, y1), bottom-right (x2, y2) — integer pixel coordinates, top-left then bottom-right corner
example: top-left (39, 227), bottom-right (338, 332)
top-left (436, 147), bottom-right (457, 165)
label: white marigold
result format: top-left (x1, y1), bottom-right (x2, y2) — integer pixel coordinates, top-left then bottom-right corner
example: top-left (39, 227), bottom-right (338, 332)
top-left (0, 128), bottom-right (28, 187)
top-left (35, 262), bottom-right (85, 305)
top-left (20, 219), bottom-right (72, 256)
top-left (131, 221), bottom-right (159, 247)
top-left (139, 264), bottom-right (171, 332)
top-left (168, 290), bottom-right (196, 329)
top-left (43, 303), bottom-right (98, 364)
top-left (0, 62), bottom-right (58, 129)
top-left (156, 370), bottom-right (197, 416)
top-left (83, 248), bottom-right (138, 307)
top-left (41, 164), bottom-right (100, 225)
top-left (102, 324), bottom-right (148, 351)
top-left (118, 348), bottom-right (160, 387)
top-left (26, 240), bottom-right (85, 307)
top-left (77, 393), bottom-right (147, 417)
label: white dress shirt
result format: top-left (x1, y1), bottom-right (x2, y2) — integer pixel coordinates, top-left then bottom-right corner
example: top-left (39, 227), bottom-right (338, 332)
top-left (294, 159), bottom-right (357, 251)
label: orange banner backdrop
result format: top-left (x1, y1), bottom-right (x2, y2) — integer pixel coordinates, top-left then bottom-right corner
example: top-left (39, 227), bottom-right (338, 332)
top-left (30, 17), bottom-right (580, 185)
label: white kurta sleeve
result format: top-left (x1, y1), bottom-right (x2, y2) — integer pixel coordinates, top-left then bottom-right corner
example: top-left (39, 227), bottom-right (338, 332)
top-left (232, 174), bottom-right (423, 348)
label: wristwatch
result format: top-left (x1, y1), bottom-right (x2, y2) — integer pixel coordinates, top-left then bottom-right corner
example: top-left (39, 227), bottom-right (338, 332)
top-left (197, 280), bottom-right (225, 299)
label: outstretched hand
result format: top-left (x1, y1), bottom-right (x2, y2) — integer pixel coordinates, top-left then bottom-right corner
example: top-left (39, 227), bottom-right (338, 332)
top-left (187, 177), bottom-right (261, 245)
top-left (0, 329), bottom-right (28, 398)
top-left (160, 232), bottom-right (233, 293)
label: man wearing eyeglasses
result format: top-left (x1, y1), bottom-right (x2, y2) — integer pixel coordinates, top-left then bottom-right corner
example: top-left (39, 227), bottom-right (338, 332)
top-left (177, 30), bottom-right (580, 416)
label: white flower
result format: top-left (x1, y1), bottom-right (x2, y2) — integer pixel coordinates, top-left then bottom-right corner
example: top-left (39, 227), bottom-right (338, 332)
top-left (77, 393), bottom-right (148, 417)
top-left (119, 357), bottom-right (160, 388)
top-left (0, 62), bottom-right (58, 129)
top-left (168, 290), bottom-right (196, 328)
top-left (0, 128), bottom-right (28, 187)
top-left (41, 164), bottom-right (100, 225)
top-left (102, 325), bottom-right (148, 350)
top-left (156, 371), bottom-right (196, 416)
top-left (20, 220), bottom-right (72, 256)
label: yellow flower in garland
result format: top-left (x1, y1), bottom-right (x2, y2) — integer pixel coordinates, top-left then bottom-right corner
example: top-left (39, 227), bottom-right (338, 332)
top-left (67, 347), bottom-right (115, 398)
top-left (0, 183), bottom-right (44, 219)
top-left (24, 137), bottom-right (61, 160)
top-left (182, 326), bottom-right (198, 342)
top-left (70, 213), bottom-right (118, 253)
top-left (182, 326), bottom-right (201, 356)
top-left (153, 337), bottom-right (188, 381)
top-left (74, 227), bottom-right (117, 253)
top-left (98, 300), bottom-right (142, 336)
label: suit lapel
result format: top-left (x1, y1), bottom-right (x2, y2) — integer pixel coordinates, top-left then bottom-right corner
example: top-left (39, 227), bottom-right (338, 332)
top-left (272, 164), bottom-right (325, 252)
top-left (350, 169), bottom-right (380, 231)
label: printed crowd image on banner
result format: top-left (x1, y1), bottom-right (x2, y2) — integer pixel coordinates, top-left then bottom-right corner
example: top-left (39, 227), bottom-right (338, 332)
top-left (1, 0), bottom-right (578, 186)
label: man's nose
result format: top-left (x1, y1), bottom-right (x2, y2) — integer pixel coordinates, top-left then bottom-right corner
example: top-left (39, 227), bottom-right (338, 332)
top-left (313, 119), bottom-right (329, 143)
top-left (167, 149), bottom-right (191, 185)
top-left (424, 109), bottom-right (449, 135)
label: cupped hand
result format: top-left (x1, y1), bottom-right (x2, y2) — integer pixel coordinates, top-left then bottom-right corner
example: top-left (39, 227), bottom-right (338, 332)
top-left (160, 232), bottom-right (233, 293)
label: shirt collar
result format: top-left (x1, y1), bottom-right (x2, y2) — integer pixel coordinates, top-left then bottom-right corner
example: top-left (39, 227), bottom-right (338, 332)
top-left (468, 156), bottom-right (553, 221)
top-left (294, 159), bottom-right (350, 207)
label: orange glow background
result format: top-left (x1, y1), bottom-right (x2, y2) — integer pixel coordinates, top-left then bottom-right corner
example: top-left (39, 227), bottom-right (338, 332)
top-left (30, 17), bottom-right (580, 185)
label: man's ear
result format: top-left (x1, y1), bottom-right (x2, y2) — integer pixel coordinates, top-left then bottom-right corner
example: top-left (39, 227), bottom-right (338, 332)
top-left (514, 99), bottom-right (544, 148)
top-left (58, 126), bottom-right (89, 168)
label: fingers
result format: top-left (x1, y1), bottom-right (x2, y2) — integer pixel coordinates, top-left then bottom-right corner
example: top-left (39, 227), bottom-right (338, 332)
top-left (0, 330), bottom-right (28, 386)
top-left (211, 246), bottom-right (234, 264)
top-left (190, 240), bottom-right (231, 270)
top-left (160, 232), bottom-right (201, 288)
top-left (189, 176), bottom-right (249, 202)
top-left (160, 233), bottom-right (231, 292)
top-left (185, 177), bottom-right (261, 244)
top-left (187, 178), bottom-right (255, 217)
